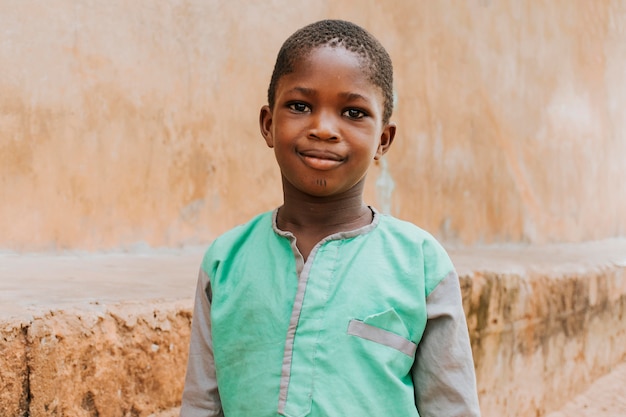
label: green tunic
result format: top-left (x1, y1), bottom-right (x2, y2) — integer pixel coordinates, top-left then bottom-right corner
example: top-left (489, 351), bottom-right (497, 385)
top-left (181, 209), bottom-right (481, 417)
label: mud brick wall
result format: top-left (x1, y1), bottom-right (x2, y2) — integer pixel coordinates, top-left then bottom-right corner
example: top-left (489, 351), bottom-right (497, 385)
top-left (1, 302), bottom-right (193, 417)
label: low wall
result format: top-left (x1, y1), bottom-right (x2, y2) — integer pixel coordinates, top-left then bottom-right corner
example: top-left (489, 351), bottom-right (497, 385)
top-left (1, 302), bottom-right (192, 417)
top-left (455, 242), bottom-right (626, 415)
top-left (1, 239), bottom-right (625, 416)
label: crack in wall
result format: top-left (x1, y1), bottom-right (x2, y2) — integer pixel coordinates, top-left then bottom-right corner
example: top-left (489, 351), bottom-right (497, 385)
top-left (19, 324), bottom-right (32, 417)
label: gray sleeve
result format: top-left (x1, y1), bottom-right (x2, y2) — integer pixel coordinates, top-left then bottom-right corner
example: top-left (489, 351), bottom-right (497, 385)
top-left (180, 269), bottom-right (224, 417)
top-left (412, 270), bottom-right (481, 417)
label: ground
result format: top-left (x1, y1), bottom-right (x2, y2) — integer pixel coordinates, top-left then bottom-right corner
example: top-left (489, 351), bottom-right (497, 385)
top-left (546, 362), bottom-right (626, 417)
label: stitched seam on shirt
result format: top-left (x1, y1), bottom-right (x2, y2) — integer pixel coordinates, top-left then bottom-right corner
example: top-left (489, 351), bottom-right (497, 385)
top-left (277, 242), bottom-right (319, 414)
top-left (426, 269), bottom-right (457, 299)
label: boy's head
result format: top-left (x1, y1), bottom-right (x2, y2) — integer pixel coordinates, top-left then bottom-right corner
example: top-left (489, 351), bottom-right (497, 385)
top-left (267, 19), bottom-right (394, 124)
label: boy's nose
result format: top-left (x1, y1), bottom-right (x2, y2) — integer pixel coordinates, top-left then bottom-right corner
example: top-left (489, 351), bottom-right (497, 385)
top-left (308, 110), bottom-right (339, 141)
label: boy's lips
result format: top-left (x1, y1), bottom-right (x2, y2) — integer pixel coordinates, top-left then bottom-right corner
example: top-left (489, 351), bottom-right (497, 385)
top-left (298, 149), bottom-right (344, 170)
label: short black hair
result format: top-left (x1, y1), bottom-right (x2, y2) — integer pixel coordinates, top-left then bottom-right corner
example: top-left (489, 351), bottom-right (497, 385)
top-left (267, 19), bottom-right (394, 124)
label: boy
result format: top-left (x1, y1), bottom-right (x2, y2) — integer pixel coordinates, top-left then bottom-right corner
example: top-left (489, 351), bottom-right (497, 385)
top-left (181, 19), bottom-right (481, 417)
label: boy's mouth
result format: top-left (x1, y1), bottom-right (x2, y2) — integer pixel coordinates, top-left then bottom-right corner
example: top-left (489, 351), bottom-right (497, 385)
top-left (299, 149), bottom-right (344, 170)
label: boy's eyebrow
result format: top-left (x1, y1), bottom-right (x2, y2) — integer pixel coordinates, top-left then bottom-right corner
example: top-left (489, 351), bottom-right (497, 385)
top-left (287, 86), bottom-right (316, 96)
top-left (287, 87), bottom-right (371, 103)
top-left (339, 92), bottom-right (371, 102)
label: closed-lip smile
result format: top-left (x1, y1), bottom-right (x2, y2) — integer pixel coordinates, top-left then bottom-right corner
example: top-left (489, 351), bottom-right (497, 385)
top-left (298, 149), bottom-right (345, 170)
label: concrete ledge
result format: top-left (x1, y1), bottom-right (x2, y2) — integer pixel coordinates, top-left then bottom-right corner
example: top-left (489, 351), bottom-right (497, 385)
top-left (1, 240), bottom-right (625, 417)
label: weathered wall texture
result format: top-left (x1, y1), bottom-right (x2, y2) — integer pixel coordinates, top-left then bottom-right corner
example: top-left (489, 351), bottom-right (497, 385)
top-left (1, 0), bottom-right (625, 251)
top-left (0, 302), bottom-right (192, 417)
top-left (462, 263), bottom-right (626, 416)
top-left (0, 322), bottom-right (28, 417)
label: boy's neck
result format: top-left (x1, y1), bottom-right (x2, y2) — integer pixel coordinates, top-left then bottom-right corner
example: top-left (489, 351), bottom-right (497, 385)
top-left (277, 179), bottom-right (372, 233)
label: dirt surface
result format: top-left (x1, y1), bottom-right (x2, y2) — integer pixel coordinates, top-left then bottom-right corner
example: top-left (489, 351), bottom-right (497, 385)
top-left (546, 362), bottom-right (626, 417)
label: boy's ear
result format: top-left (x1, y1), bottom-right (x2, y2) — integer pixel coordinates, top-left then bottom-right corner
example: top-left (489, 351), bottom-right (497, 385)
top-left (259, 105), bottom-right (274, 148)
top-left (374, 122), bottom-right (396, 160)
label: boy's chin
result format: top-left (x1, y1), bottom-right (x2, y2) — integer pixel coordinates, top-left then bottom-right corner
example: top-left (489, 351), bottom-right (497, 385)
top-left (283, 178), bottom-right (364, 200)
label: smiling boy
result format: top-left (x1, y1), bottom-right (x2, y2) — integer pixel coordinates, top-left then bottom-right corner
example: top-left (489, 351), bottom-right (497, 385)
top-left (180, 20), bottom-right (481, 417)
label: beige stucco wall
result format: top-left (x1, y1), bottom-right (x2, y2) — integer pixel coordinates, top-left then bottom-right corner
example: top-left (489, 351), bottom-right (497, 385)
top-left (1, 1), bottom-right (625, 251)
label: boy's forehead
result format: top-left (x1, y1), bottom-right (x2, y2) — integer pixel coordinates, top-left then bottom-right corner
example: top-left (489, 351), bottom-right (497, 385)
top-left (288, 46), bottom-right (370, 81)
top-left (274, 47), bottom-right (385, 107)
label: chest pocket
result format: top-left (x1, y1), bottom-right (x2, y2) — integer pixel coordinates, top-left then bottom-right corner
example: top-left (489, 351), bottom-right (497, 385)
top-left (347, 308), bottom-right (417, 357)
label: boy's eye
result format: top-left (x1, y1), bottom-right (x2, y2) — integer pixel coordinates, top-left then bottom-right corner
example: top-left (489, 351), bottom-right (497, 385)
top-left (344, 108), bottom-right (366, 119)
top-left (288, 102), bottom-right (310, 113)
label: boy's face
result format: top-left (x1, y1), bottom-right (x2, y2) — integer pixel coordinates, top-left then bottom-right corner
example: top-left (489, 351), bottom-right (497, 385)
top-left (260, 46), bottom-right (395, 198)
